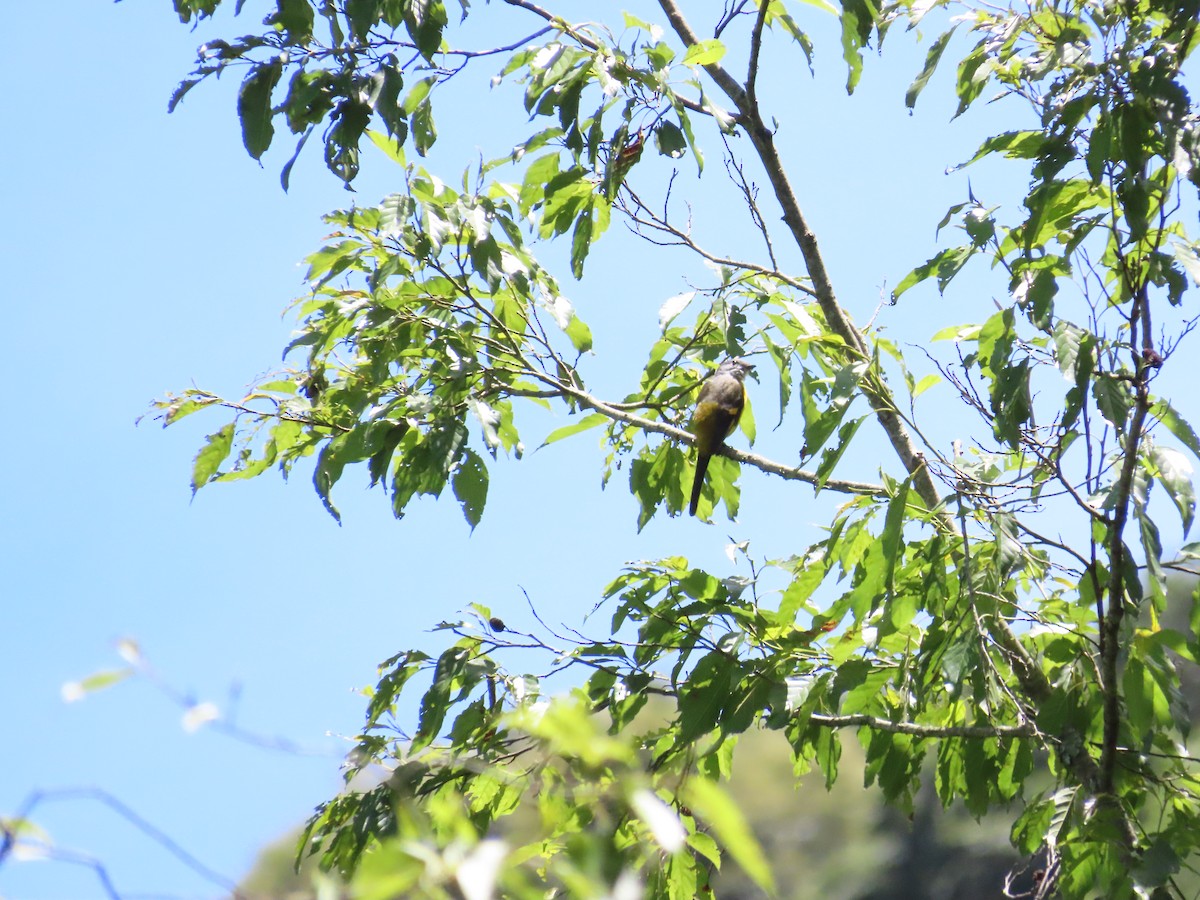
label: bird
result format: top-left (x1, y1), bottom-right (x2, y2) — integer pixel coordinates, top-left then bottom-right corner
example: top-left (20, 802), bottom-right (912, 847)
top-left (689, 357), bottom-right (754, 517)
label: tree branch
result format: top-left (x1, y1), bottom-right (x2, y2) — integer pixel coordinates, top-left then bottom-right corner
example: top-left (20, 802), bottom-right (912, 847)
top-left (808, 712), bottom-right (1033, 739)
top-left (535, 374), bottom-right (886, 497)
top-left (653, 0), bottom-right (1126, 841)
top-left (3, 788), bottom-right (246, 900)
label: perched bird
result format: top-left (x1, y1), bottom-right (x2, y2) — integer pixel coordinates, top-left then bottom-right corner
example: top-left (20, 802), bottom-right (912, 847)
top-left (689, 357), bottom-right (754, 516)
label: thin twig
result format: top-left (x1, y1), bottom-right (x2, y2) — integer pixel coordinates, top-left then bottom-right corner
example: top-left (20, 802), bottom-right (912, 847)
top-left (4, 788), bottom-right (246, 900)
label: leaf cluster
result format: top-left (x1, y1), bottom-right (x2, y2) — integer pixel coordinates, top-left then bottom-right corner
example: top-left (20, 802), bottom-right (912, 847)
top-left (147, 0), bottom-right (1200, 897)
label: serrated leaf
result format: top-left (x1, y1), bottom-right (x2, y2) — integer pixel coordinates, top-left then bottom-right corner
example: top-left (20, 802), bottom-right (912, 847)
top-left (168, 78), bottom-right (202, 113)
top-left (1172, 240), bottom-right (1200, 286)
top-left (1093, 376), bottom-right (1132, 431)
top-left (1151, 399), bottom-right (1200, 459)
top-left (452, 448), bottom-right (488, 530)
top-left (1150, 444), bottom-right (1195, 534)
top-left (192, 424), bottom-right (235, 494)
top-left (1052, 321), bottom-right (1086, 378)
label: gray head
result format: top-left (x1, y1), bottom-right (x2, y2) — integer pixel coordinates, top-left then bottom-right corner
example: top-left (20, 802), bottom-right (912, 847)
top-left (717, 357), bottom-right (755, 380)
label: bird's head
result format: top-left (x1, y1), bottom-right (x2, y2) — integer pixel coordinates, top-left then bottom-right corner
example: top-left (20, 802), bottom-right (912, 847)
top-left (718, 357), bottom-right (756, 381)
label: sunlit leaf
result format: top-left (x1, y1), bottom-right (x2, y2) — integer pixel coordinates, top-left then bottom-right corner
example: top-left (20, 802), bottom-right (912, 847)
top-left (191, 424), bottom-right (235, 495)
top-left (682, 39), bottom-right (726, 67)
top-left (684, 779), bottom-right (775, 893)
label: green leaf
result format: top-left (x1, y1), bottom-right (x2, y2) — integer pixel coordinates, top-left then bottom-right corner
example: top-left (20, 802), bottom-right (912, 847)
top-left (654, 121), bottom-right (687, 158)
top-left (911, 374), bottom-right (940, 397)
top-left (801, 362), bottom-right (863, 458)
top-left (894, 245), bottom-right (974, 297)
top-left (990, 358), bottom-right (1032, 449)
top-left (159, 391), bottom-right (220, 426)
top-left (953, 42), bottom-right (993, 118)
top-left (570, 202), bottom-right (594, 278)
top-left (930, 323), bottom-right (981, 342)
top-left (172, 0), bottom-right (219, 22)
top-left (541, 413), bottom-right (607, 447)
top-left (374, 63), bottom-right (407, 140)
top-left (237, 60), bottom-right (283, 160)
top-left (956, 130), bottom-right (1050, 169)
top-left (816, 415), bottom-right (865, 489)
top-left (271, 0), bottom-right (314, 40)
top-left (1172, 240), bottom-right (1200, 287)
top-left (345, 0), bottom-right (379, 40)
top-left (1151, 399), bottom-right (1200, 459)
top-left (280, 127), bottom-right (313, 191)
top-left (325, 98), bottom-right (372, 183)
top-left (881, 476), bottom-right (910, 599)
top-left (1021, 179), bottom-right (1105, 251)
top-left (168, 78), bottom-right (202, 114)
top-left (686, 830), bottom-right (722, 869)
top-left (410, 98), bottom-right (437, 157)
top-left (906, 26), bottom-right (957, 109)
top-left (682, 39), bottom-right (727, 67)
top-left (366, 128), bottom-right (407, 166)
top-left (1083, 108), bottom-right (1111, 182)
top-left (192, 424), bottom-right (235, 495)
top-left (684, 779), bottom-right (775, 894)
top-left (404, 0), bottom-right (448, 61)
top-left (540, 167), bottom-right (590, 236)
top-left (401, 76), bottom-right (436, 116)
top-left (679, 652), bottom-right (734, 741)
top-left (1093, 376), bottom-right (1132, 431)
top-left (413, 645), bottom-right (475, 753)
top-left (1149, 444), bottom-right (1195, 534)
top-left (1134, 838), bottom-right (1182, 893)
top-left (62, 667), bottom-right (134, 701)
top-left (839, 0), bottom-right (877, 93)
top-left (313, 440), bottom-right (345, 523)
top-left (1123, 656), bottom-right (1168, 738)
top-left (452, 448), bottom-right (488, 530)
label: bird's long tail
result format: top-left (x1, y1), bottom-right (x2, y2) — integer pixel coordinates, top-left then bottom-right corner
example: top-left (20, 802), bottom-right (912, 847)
top-left (689, 453), bottom-right (711, 516)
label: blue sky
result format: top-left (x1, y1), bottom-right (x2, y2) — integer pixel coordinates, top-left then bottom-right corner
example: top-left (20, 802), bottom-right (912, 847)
top-left (3, 3), bottom-right (1197, 898)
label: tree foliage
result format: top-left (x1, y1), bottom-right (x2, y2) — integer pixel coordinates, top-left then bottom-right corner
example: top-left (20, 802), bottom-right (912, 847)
top-left (149, 0), bottom-right (1200, 896)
